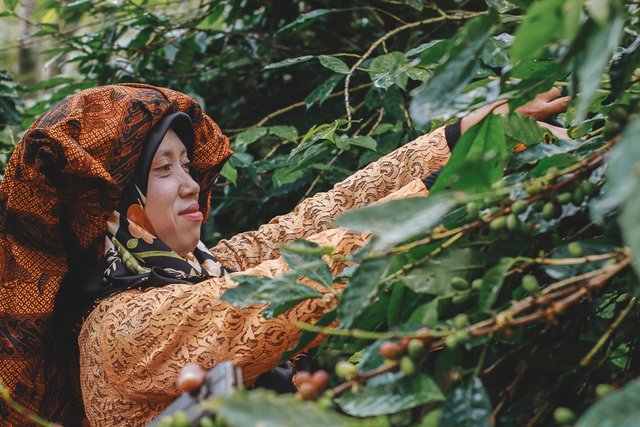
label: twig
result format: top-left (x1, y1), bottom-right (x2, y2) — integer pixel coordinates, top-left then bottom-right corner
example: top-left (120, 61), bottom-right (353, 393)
top-left (580, 296), bottom-right (637, 366)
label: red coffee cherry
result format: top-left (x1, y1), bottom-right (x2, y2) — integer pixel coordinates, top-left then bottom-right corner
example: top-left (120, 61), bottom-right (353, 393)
top-left (298, 381), bottom-right (318, 400)
top-left (310, 370), bottom-right (329, 391)
top-left (177, 363), bottom-right (205, 393)
top-left (293, 371), bottom-right (312, 388)
top-left (379, 341), bottom-right (403, 360)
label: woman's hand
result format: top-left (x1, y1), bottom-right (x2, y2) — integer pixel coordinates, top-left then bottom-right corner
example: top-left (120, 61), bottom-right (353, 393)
top-left (460, 87), bottom-right (571, 135)
top-left (494, 87), bottom-right (571, 121)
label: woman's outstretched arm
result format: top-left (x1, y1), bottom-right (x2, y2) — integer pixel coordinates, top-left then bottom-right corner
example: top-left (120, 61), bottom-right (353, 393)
top-left (211, 126), bottom-right (451, 271)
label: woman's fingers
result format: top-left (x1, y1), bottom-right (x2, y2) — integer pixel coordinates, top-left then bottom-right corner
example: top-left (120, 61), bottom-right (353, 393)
top-left (544, 95), bottom-right (571, 115)
top-left (538, 86), bottom-right (563, 101)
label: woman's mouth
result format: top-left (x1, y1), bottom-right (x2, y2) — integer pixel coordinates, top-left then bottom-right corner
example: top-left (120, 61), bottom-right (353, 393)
top-left (179, 203), bottom-right (204, 221)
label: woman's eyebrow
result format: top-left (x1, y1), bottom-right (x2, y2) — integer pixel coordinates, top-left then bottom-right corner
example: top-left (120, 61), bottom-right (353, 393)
top-left (153, 146), bottom-right (188, 159)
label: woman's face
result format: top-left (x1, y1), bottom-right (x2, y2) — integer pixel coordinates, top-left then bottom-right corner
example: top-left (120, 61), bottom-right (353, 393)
top-left (145, 129), bottom-right (202, 256)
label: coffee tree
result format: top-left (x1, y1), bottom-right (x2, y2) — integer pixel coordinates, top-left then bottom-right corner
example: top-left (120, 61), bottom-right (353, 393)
top-left (1, 0), bottom-right (640, 425)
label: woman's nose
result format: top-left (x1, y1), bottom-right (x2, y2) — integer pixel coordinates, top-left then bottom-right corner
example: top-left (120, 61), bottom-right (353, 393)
top-left (179, 169), bottom-right (200, 196)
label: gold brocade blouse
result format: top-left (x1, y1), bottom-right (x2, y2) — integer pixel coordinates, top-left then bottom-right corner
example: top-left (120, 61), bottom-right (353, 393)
top-left (78, 127), bottom-right (450, 426)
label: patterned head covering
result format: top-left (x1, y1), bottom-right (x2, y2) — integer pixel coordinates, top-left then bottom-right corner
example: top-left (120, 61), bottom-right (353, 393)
top-left (0, 84), bottom-right (232, 424)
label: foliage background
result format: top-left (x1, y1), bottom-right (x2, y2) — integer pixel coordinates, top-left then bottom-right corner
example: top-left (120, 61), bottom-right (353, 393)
top-left (1, 0), bottom-right (640, 426)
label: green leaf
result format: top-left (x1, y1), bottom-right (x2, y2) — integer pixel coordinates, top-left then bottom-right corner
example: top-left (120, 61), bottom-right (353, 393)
top-left (401, 249), bottom-right (480, 295)
top-left (335, 372), bottom-right (444, 417)
top-left (305, 74), bottom-right (344, 108)
top-left (207, 389), bottom-right (386, 427)
top-left (585, 0), bottom-right (613, 27)
top-left (220, 162), bottom-right (238, 183)
top-left (221, 274), bottom-right (321, 319)
top-left (431, 114), bottom-right (507, 194)
top-left (439, 377), bottom-right (493, 427)
top-left (485, 0), bottom-right (517, 13)
top-left (480, 34), bottom-right (513, 68)
top-left (276, 8), bottom-right (350, 34)
top-left (404, 0), bottom-right (424, 11)
top-left (563, 0), bottom-right (585, 42)
top-left (479, 257), bottom-right (518, 310)
top-left (592, 120), bottom-right (640, 222)
top-left (338, 257), bottom-right (390, 328)
top-left (409, 12), bottom-right (497, 125)
top-left (318, 55), bottom-right (349, 74)
top-left (406, 39), bottom-right (447, 58)
top-left (569, 14), bottom-right (625, 121)
top-left (368, 52), bottom-right (408, 90)
top-left (348, 135), bottom-right (377, 151)
top-left (273, 165), bottom-right (307, 187)
top-left (609, 36), bottom-right (640, 99)
top-left (576, 379), bottom-right (640, 427)
top-left (334, 194), bottom-right (457, 252)
top-left (3, 0), bottom-right (18, 9)
top-left (619, 181), bottom-right (640, 280)
top-left (280, 240), bottom-right (333, 288)
top-left (268, 125), bottom-right (298, 141)
top-left (263, 55), bottom-right (315, 70)
top-left (235, 127), bottom-right (268, 148)
top-left (510, 0), bottom-right (564, 63)
top-left (500, 113), bottom-right (546, 148)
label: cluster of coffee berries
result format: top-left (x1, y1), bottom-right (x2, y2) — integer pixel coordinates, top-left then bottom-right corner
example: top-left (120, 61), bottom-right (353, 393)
top-left (293, 369), bottom-right (330, 400)
top-left (378, 329), bottom-right (432, 376)
top-left (156, 410), bottom-right (201, 427)
top-left (603, 102), bottom-right (638, 139)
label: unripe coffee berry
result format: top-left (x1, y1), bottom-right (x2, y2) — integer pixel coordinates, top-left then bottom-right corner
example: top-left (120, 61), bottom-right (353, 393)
top-left (506, 214), bottom-right (519, 231)
top-left (595, 383), bottom-right (615, 397)
top-left (451, 276), bottom-right (470, 291)
top-left (472, 278), bottom-right (483, 290)
top-left (521, 274), bottom-right (539, 294)
top-left (511, 199), bottom-right (528, 215)
top-left (553, 407), bottom-right (576, 425)
top-left (466, 202), bottom-right (480, 220)
top-left (568, 242), bottom-right (583, 257)
top-left (556, 192), bottom-right (572, 205)
top-left (399, 356), bottom-right (416, 376)
top-left (335, 361), bottom-right (357, 380)
top-left (407, 339), bottom-right (426, 360)
top-left (542, 202), bottom-right (557, 220)
top-left (490, 216), bottom-right (506, 231)
top-left (453, 313), bottom-right (468, 329)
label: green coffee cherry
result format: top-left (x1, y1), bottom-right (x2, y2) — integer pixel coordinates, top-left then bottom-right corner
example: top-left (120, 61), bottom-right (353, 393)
top-left (490, 216), bottom-right (507, 231)
top-left (156, 416), bottom-right (174, 427)
top-left (200, 417), bottom-right (216, 427)
top-left (466, 202), bottom-right (480, 220)
top-left (581, 181), bottom-right (598, 197)
top-left (511, 199), bottom-right (528, 215)
top-left (452, 292), bottom-right (472, 306)
top-left (492, 180), bottom-right (507, 190)
top-left (572, 187), bottom-right (585, 205)
top-left (471, 278), bottom-right (483, 290)
top-left (595, 383), bottom-right (615, 397)
top-left (335, 361), bottom-right (357, 380)
top-left (400, 356), bottom-right (416, 376)
top-left (603, 121), bottom-right (621, 139)
top-left (556, 192), bottom-right (572, 205)
top-left (568, 242), bottom-right (583, 257)
top-left (542, 202), bottom-right (557, 220)
top-left (526, 182), bottom-right (543, 195)
top-left (453, 313), bottom-right (468, 329)
top-left (521, 275), bottom-right (539, 294)
top-left (553, 407), bottom-right (576, 425)
top-left (609, 106), bottom-right (628, 123)
top-left (506, 214), bottom-right (520, 231)
top-left (173, 410), bottom-right (191, 427)
top-left (408, 339), bottom-right (426, 360)
top-left (444, 334), bottom-right (459, 349)
top-left (451, 276), bottom-right (470, 291)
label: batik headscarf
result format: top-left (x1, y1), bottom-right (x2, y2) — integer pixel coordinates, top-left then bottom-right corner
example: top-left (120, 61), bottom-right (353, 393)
top-left (81, 112), bottom-right (227, 311)
top-left (0, 84), bottom-right (232, 425)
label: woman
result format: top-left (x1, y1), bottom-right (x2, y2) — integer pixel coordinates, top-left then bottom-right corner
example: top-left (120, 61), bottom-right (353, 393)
top-left (0, 83), bottom-right (568, 425)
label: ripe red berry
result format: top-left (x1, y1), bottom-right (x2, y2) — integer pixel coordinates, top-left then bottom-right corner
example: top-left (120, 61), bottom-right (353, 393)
top-left (176, 363), bottom-right (205, 393)
top-left (400, 337), bottom-right (411, 351)
top-left (293, 371), bottom-right (312, 388)
top-left (379, 341), bottom-right (403, 360)
top-left (310, 370), bottom-right (329, 391)
top-left (298, 382), bottom-right (318, 400)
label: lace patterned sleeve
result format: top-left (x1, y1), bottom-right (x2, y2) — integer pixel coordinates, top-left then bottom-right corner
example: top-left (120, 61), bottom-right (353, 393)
top-left (78, 227), bottom-right (368, 426)
top-left (210, 126), bottom-right (450, 271)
